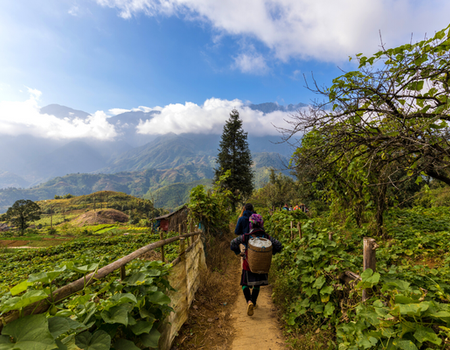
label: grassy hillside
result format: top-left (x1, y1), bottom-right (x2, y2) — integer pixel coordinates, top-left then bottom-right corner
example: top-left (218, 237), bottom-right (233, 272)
top-left (144, 179), bottom-right (213, 208)
top-left (0, 151), bottom-right (289, 212)
top-left (0, 166), bottom-right (212, 213)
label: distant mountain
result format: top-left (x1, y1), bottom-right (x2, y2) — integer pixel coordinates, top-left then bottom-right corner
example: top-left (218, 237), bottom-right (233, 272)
top-left (248, 102), bottom-right (308, 114)
top-left (0, 165), bottom-right (216, 212)
top-left (0, 171), bottom-right (30, 189)
top-left (0, 151), bottom-right (289, 212)
top-left (108, 110), bottom-right (158, 126)
top-left (0, 135), bottom-right (65, 178)
top-left (26, 140), bottom-right (107, 181)
top-left (253, 152), bottom-right (289, 169)
top-left (0, 101), bottom-right (300, 207)
top-left (40, 104), bottom-right (90, 120)
top-left (252, 152), bottom-right (291, 187)
top-left (108, 110), bottom-right (160, 147)
top-left (99, 133), bottom-right (216, 173)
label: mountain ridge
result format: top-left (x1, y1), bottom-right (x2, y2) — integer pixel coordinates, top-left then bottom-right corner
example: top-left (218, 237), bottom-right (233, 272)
top-left (0, 151), bottom-right (290, 212)
top-left (0, 101), bottom-right (298, 210)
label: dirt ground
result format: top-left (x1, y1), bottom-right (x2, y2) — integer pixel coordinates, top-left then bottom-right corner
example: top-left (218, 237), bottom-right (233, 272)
top-left (72, 209), bottom-right (128, 226)
top-left (0, 240), bottom-right (31, 247)
top-left (172, 241), bottom-right (287, 350)
top-left (230, 284), bottom-right (286, 350)
top-left (0, 238), bottom-right (70, 248)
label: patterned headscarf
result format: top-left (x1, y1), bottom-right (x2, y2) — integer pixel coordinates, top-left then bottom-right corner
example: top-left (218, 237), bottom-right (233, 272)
top-left (249, 213), bottom-right (264, 230)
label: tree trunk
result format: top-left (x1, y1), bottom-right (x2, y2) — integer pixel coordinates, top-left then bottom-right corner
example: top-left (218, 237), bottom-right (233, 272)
top-left (354, 201), bottom-right (363, 228)
top-left (374, 183), bottom-right (387, 237)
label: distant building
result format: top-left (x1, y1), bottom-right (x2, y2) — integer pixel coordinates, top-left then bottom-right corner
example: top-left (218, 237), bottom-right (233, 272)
top-left (152, 206), bottom-right (189, 232)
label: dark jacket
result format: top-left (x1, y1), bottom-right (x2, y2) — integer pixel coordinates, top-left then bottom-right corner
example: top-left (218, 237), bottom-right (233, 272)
top-left (234, 210), bottom-right (253, 235)
top-left (230, 228), bottom-right (283, 271)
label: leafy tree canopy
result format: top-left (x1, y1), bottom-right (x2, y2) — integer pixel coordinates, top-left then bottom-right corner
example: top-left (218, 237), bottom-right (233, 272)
top-left (284, 24), bottom-right (450, 235)
top-left (188, 171), bottom-right (233, 235)
top-left (251, 169), bottom-right (300, 210)
top-left (5, 199), bottom-right (41, 235)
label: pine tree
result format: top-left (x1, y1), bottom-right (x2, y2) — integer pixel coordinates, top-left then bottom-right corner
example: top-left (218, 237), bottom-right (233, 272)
top-left (214, 109), bottom-right (254, 211)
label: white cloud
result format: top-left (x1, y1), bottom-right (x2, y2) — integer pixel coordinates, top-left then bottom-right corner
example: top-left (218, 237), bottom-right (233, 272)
top-left (109, 108), bottom-right (132, 115)
top-left (233, 52), bottom-right (268, 74)
top-left (96, 0), bottom-right (450, 63)
top-left (108, 106), bottom-right (161, 115)
top-left (291, 69), bottom-right (301, 80)
top-left (0, 89), bottom-right (118, 140)
top-left (136, 97), bottom-right (300, 136)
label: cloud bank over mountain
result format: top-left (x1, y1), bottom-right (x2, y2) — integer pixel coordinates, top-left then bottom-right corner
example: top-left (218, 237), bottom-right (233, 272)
top-left (0, 90), bottom-right (304, 139)
top-left (96, 0), bottom-right (450, 65)
top-left (136, 98), bottom-right (301, 136)
top-left (0, 89), bottom-right (117, 140)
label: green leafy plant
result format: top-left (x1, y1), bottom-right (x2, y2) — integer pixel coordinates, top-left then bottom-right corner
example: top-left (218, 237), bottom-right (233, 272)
top-left (0, 259), bottom-right (173, 349)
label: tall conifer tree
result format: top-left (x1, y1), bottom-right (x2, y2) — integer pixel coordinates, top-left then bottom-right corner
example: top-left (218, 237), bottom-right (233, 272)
top-left (214, 109), bottom-right (254, 211)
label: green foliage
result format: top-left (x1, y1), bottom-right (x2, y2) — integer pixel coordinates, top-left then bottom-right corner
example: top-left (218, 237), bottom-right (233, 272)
top-left (188, 172), bottom-right (233, 235)
top-left (267, 211), bottom-right (360, 328)
top-left (288, 24), bottom-right (450, 235)
top-left (214, 109), bottom-right (254, 210)
top-left (268, 205), bottom-right (450, 349)
top-left (4, 199), bottom-right (41, 236)
top-left (251, 169), bottom-right (301, 210)
top-left (414, 181), bottom-right (450, 208)
top-left (144, 179), bottom-right (213, 209)
top-left (0, 232), bottom-right (181, 292)
top-left (0, 259), bottom-right (172, 349)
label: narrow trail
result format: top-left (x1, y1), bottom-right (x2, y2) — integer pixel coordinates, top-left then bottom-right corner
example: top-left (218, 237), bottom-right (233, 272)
top-left (228, 255), bottom-right (287, 350)
top-left (172, 235), bottom-right (288, 350)
top-left (229, 284), bottom-right (286, 350)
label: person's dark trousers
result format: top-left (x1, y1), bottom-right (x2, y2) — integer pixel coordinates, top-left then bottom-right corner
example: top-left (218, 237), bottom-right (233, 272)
top-left (243, 286), bottom-right (260, 305)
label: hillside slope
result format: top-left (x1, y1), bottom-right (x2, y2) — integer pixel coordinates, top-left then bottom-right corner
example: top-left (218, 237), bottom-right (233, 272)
top-left (0, 166), bottom-right (214, 213)
top-left (0, 152), bottom-right (289, 212)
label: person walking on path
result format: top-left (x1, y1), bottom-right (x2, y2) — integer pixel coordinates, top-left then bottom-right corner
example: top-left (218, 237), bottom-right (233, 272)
top-left (230, 214), bottom-right (283, 316)
top-left (235, 203), bottom-right (254, 235)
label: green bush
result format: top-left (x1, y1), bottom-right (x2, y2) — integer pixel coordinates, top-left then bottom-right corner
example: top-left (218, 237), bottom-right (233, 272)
top-left (47, 227), bottom-right (57, 235)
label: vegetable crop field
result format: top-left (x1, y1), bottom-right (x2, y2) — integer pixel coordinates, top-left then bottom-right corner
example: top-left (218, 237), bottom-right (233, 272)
top-left (0, 221), bottom-right (183, 350)
top-left (267, 207), bottom-right (450, 349)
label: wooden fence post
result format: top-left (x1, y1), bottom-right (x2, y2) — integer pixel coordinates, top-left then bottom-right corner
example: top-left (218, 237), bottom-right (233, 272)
top-left (297, 222), bottom-right (302, 239)
top-left (290, 221), bottom-right (293, 241)
top-left (362, 237), bottom-right (378, 302)
top-left (189, 219), bottom-right (196, 242)
top-left (120, 265), bottom-right (126, 280)
top-left (179, 237), bottom-right (186, 261)
top-left (179, 223), bottom-right (188, 245)
top-left (160, 231), bottom-right (165, 263)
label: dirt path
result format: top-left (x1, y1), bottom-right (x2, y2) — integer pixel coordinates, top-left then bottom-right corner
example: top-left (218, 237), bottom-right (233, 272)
top-left (173, 235), bottom-right (288, 350)
top-left (229, 280), bottom-right (286, 350)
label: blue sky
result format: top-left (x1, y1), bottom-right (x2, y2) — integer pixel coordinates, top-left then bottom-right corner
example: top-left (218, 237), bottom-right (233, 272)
top-left (1, 0), bottom-right (449, 139)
